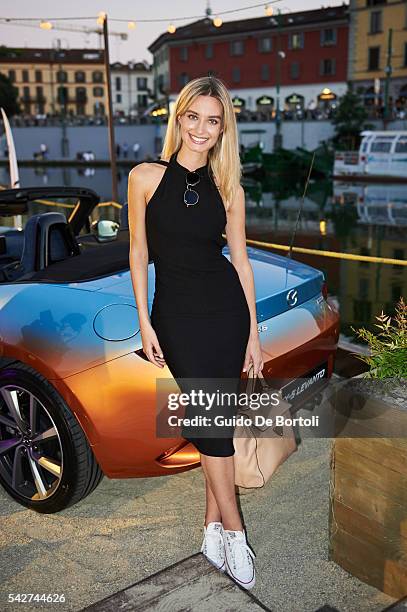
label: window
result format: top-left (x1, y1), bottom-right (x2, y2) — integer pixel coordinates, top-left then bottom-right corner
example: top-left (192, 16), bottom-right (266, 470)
top-left (371, 140), bottom-right (392, 152)
top-left (290, 61), bottom-right (300, 79)
top-left (179, 73), bottom-right (189, 87)
top-left (320, 58), bottom-right (336, 76)
top-left (35, 70), bottom-right (42, 83)
top-left (370, 10), bottom-right (382, 33)
top-left (393, 249), bottom-right (404, 271)
top-left (115, 76), bottom-right (121, 91)
top-left (353, 299), bottom-right (372, 323)
top-left (138, 94), bottom-right (147, 107)
top-left (367, 0), bottom-right (386, 5)
top-left (35, 86), bottom-right (44, 100)
top-left (205, 44), bottom-right (213, 59)
top-left (359, 278), bottom-right (369, 299)
top-left (22, 86), bottom-right (30, 100)
top-left (320, 28), bottom-right (337, 46)
top-left (137, 77), bottom-right (147, 89)
top-left (404, 42), bottom-right (407, 67)
top-left (116, 93), bottom-right (122, 103)
top-left (57, 70), bottom-right (68, 83)
top-left (94, 101), bottom-right (105, 115)
top-left (288, 32), bottom-right (304, 50)
top-left (8, 70), bottom-right (15, 82)
top-left (395, 137), bottom-right (407, 153)
top-left (368, 46), bottom-right (380, 70)
top-left (93, 86), bottom-right (104, 97)
top-left (180, 47), bottom-right (188, 61)
top-left (230, 40), bottom-right (244, 56)
top-left (57, 86), bottom-right (68, 105)
top-left (75, 71), bottom-right (86, 83)
top-left (76, 87), bottom-right (86, 103)
top-left (258, 37), bottom-right (272, 53)
top-left (22, 69), bottom-right (29, 82)
top-left (232, 66), bottom-right (241, 83)
top-left (92, 71), bottom-right (104, 83)
top-left (261, 64), bottom-right (270, 81)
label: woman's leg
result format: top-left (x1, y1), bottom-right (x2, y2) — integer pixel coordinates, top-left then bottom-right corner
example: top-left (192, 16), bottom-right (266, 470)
top-left (200, 454), bottom-right (243, 531)
top-left (202, 467), bottom-right (221, 526)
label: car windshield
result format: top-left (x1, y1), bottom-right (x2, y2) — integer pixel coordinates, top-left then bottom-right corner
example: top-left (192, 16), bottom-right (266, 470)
top-left (0, 195), bottom-right (99, 236)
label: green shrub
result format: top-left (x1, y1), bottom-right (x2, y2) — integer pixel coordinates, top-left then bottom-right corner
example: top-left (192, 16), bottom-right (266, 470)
top-left (351, 297), bottom-right (407, 380)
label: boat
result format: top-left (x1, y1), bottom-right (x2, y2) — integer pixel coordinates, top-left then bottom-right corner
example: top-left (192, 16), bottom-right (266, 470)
top-left (333, 181), bottom-right (407, 226)
top-left (333, 130), bottom-right (407, 182)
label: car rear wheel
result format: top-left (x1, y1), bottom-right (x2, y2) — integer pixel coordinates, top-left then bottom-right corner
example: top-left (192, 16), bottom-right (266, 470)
top-left (0, 362), bottom-right (104, 513)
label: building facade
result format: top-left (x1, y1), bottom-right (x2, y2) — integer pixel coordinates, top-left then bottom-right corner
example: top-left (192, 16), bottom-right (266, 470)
top-left (0, 47), bottom-right (108, 117)
top-left (110, 61), bottom-right (154, 116)
top-left (348, 0), bottom-right (407, 111)
top-left (148, 5), bottom-right (349, 114)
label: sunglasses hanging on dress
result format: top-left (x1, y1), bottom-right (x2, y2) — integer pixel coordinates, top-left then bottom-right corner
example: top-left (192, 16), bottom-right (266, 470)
top-left (184, 171), bottom-right (201, 207)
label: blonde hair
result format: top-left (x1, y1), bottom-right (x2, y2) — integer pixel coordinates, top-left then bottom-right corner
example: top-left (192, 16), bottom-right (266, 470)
top-left (161, 76), bottom-right (241, 212)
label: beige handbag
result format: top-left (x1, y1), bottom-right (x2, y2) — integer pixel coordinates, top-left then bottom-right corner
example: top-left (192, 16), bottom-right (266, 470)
top-left (233, 365), bottom-right (298, 490)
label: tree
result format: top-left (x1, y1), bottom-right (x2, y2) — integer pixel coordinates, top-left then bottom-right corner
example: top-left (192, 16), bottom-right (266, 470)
top-left (0, 73), bottom-right (20, 117)
top-left (331, 83), bottom-right (372, 151)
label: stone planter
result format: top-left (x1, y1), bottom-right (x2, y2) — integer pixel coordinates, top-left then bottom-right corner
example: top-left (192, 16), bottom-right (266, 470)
top-left (328, 377), bottom-right (407, 598)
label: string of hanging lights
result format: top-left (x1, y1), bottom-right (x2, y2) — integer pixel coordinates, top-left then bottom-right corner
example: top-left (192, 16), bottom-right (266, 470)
top-left (0, 2), bottom-right (281, 35)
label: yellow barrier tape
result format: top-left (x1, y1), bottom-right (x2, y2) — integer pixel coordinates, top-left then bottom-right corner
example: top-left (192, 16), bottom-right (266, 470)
top-left (240, 236), bottom-right (407, 267)
top-left (98, 201), bottom-right (122, 209)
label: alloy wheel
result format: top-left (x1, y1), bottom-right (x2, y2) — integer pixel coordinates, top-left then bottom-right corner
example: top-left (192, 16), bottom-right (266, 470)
top-left (0, 385), bottom-right (63, 501)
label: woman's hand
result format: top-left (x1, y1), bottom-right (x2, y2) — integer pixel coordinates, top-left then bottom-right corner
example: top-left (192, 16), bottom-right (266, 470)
top-left (242, 332), bottom-right (264, 377)
top-left (140, 323), bottom-right (166, 368)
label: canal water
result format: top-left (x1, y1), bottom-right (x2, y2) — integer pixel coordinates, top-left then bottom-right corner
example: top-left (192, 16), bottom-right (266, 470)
top-left (1, 165), bottom-right (406, 336)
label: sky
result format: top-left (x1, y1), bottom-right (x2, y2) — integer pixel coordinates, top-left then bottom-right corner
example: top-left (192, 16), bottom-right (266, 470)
top-left (0, 1), bottom-right (347, 64)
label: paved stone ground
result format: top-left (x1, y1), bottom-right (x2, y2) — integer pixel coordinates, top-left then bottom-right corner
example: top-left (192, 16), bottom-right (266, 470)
top-left (0, 438), bottom-right (396, 612)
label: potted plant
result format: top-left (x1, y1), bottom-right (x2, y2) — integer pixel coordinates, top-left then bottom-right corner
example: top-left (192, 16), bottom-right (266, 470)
top-left (328, 297), bottom-right (407, 598)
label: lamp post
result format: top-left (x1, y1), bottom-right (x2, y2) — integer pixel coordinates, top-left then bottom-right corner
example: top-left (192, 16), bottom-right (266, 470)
top-left (383, 28), bottom-right (393, 129)
top-left (99, 12), bottom-right (118, 202)
top-left (273, 9), bottom-right (284, 150)
top-left (53, 38), bottom-right (69, 158)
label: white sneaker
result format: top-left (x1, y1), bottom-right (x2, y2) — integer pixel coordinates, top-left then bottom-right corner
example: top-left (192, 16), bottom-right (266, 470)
top-left (222, 528), bottom-right (256, 589)
top-left (200, 521), bottom-right (225, 572)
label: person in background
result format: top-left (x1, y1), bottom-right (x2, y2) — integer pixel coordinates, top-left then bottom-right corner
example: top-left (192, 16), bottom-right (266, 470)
top-left (122, 142), bottom-right (129, 159)
top-left (133, 142), bottom-right (140, 161)
top-left (116, 143), bottom-right (121, 158)
top-left (40, 143), bottom-right (48, 160)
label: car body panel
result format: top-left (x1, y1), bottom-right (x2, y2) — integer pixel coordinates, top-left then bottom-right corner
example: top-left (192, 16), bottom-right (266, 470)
top-left (0, 284), bottom-right (141, 380)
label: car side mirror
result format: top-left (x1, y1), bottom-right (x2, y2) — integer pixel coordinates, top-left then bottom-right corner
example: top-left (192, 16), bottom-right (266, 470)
top-left (92, 219), bottom-right (119, 242)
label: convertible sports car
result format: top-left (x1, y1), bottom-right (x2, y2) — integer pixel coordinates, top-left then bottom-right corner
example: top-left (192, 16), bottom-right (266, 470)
top-left (0, 186), bottom-right (340, 513)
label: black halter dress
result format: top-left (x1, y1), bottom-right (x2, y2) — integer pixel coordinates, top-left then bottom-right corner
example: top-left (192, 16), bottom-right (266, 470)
top-left (145, 151), bottom-right (251, 457)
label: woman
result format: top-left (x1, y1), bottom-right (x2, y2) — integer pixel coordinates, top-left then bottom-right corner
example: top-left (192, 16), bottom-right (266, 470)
top-left (127, 76), bottom-right (263, 590)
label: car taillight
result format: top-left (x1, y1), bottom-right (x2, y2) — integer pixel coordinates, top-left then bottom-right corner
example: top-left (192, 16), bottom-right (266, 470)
top-left (322, 281), bottom-right (328, 301)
